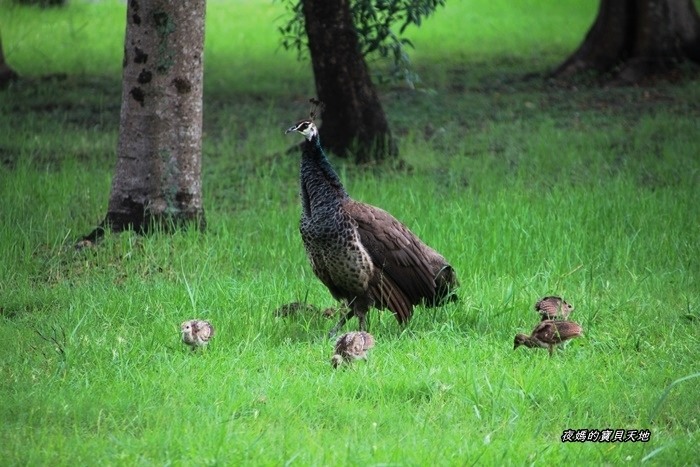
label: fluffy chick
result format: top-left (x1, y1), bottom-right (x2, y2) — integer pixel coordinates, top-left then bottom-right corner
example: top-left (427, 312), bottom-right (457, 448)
top-left (331, 331), bottom-right (375, 368)
top-left (181, 319), bottom-right (215, 350)
top-left (514, 319), bottom-right (583, 356)
top-left (535, 296), bottom-right (574, 320)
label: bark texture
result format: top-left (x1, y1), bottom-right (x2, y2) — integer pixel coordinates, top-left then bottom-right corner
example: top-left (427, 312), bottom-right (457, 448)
top-left (89, 0), bottom-right (206, 240)
top-left (552, 0), bottom-right (700, 82)
top-left (302, 0), bottom-right (397, 163)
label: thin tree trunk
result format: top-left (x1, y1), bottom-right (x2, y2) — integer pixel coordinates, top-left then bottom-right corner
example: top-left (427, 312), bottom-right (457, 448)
top-left (302, 0), bottom-right (397, 164)
top-left (86, 0), bottom-right (206, 241)
top-left (0, 33), bottom-right (19, 89)
top-left (551, 0), bottom-right (700, 83)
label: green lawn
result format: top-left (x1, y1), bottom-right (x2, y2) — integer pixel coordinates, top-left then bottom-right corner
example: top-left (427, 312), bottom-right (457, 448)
top-left (1, 0), bottom-right (699, 465)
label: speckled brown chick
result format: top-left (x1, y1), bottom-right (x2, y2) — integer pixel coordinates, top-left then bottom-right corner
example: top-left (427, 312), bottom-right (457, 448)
top-left (331, 331), bottom-right (375, 368)
top-left (286, 118), bottom-right (459, 337)
top-left (181, 319), bottom-right (215, 350)
top-left (514, 319), bottom-right (583, 356)
top-left (534, 296), bottom-right (574, 321)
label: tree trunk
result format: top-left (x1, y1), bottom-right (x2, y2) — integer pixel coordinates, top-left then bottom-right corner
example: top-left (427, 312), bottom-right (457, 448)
top-left (0, 32), bottom-right (19, 89)
top-left (85, 0), bottom-right (206, 242)
top-left (551, 0), bottom-right (700, 83)
top-left (302, 0), bottom-right (397, 164)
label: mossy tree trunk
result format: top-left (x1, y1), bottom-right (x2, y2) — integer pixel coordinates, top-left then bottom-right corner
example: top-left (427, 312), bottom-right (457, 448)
top-left (86, 0), bottom-right (206, 241)
top-left (302, 0), bottom-right (397, 164)
top-left (551, 0), bottom-right (700, 83)
top-left (0, 32), bottom-right (19, 89)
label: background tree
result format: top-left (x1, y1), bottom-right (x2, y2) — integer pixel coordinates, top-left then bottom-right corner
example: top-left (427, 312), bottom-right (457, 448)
top-left (280, 0), bottom-right (444, 163)
top-left (300, 0), bottom-right (395, 163)
top-left (551, 0), bottom-right (700, 83)
top-left (16, 0), bottom-right (65, 6)
top-left (0, 32), bottom-right (19, 89)
top-left (4, 0), bottom-right (66, 87)
top-left (85, 0), bottom-right (206, 242)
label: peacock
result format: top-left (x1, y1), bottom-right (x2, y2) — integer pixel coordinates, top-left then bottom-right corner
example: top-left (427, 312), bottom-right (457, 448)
top-left (514, 319), bottom-right (583, 356)
top-left (285, 109), bottom-right (458, 337)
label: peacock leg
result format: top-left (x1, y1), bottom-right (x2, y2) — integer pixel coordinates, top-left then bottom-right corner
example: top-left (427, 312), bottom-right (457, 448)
top-left (353, 297), bottom-right (371, 332)
top-left (329, 306), bottom-right (354, 338)
top-left (357, 313), bottom-right (367, 332)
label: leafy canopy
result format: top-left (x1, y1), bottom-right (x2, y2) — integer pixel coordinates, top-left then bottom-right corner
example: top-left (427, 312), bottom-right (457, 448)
top-left (278, 0), bottom-right (446, 86)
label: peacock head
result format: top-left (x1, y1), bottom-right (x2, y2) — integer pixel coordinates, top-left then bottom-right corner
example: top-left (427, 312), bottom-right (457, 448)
top-left (285, 119), bottom-right (318, 141)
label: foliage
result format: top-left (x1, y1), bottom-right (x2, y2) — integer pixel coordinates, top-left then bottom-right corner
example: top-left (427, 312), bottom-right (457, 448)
top-left (277, 0), bottom-right (445, 87)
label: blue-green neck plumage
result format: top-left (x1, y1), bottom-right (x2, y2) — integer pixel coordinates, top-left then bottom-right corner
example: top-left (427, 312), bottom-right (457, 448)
top-left (300, 135), bottom-right (349, 218)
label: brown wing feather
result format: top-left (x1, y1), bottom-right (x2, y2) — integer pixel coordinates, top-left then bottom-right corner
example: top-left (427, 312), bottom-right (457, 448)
top-left (369, 268), bottom-right (413, 323)
top-left (532, 320), bottom-right (557, 343)
top-left (532, 320), bottom-right (582, 344)
top-left (344, 200), bottom-right (443, 313)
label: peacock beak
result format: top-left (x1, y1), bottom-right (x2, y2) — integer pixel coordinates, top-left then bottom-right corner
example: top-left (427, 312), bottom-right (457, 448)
top-left (285, 126), bottom-right (297, 134)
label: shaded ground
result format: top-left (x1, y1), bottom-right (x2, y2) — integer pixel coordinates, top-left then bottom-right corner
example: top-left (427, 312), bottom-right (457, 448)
top-left (1, 64), bottom-right (699, 172)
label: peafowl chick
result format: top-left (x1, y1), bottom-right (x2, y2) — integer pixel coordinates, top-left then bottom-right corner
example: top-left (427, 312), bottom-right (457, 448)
top-left (181, 319), bottom-right (214, 350)
top-left (535, 296), bottom-right (574, 321)
top-left (285, 118), bottom-right (459, 337)
top-left (514, 319), bottom-right (583, 356)
top-left (331, 331), bottom-right (375, 368)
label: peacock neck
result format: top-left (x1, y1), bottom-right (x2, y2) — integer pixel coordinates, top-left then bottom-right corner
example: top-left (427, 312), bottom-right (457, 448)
top-left (300, 136), bottom-right (348, 217)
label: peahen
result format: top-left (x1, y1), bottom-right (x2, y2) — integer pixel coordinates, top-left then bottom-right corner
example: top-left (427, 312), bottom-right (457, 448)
top-left (285, 114), bottom-right (458, 337)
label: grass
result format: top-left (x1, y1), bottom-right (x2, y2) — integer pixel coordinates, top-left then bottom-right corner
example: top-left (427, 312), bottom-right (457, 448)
top-left (1, 0), bottom-right (700, 465)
